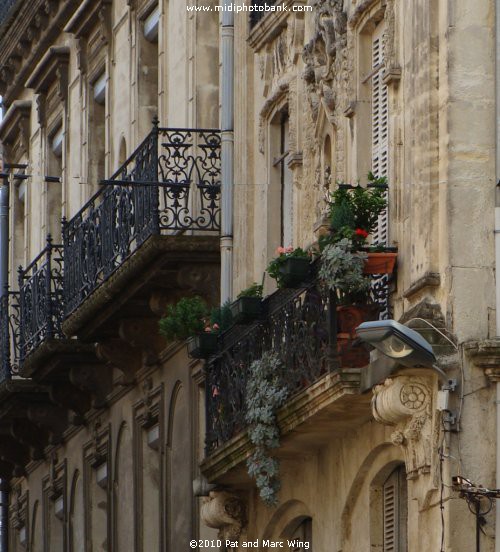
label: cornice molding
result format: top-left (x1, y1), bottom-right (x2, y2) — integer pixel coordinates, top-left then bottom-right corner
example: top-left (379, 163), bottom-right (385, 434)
top-left (0, 100), bottom-right (31, 148)
top-left (25, 46), bottom-right (70, 94)
top-left (64, 0), bottom-right (112, 39)
top-left (0, 0), bottom-right (75, 107)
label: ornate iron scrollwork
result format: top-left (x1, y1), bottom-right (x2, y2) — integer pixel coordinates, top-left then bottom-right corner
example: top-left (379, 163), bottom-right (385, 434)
top-left (18, 237), bottom-right (64, 363)
top-left (63, 122), bottom-right (221, 317)
top-left (0, 290), bottom-right (20, 380)
top-left (205, 281), bottom-right (333, 453)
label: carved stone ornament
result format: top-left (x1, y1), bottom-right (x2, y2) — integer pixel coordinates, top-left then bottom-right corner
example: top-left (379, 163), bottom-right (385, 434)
top-left (302, 0), bottom-right (348, 121)
top-left (200, 491), bottom-right (246, 542)
top-left (372, 375), bottom-right (436, 479)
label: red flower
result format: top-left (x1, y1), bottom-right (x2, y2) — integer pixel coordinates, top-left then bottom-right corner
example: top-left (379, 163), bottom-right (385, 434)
top-left (355, 228), bottom-right (369, 238)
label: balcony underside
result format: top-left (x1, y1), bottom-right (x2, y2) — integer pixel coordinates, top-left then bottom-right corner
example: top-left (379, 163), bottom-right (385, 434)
top-left (62, 234), bottom-right (220, 341)
top-left (201, 368), bottom-right (372, 486)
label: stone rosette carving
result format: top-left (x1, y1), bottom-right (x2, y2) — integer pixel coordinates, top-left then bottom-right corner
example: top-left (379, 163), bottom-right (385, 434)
top-left (372, 375), bottom-right (436, 479)
top-left (201, 491), bottom-right (246, 541)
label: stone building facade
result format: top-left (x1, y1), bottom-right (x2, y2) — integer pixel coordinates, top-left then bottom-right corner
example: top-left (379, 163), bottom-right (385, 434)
top-left (0, 0), bottom-right (498, 552)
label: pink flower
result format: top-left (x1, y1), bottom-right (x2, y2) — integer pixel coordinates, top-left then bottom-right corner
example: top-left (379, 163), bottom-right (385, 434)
top-left (212, 386), bottom-right (220, 397)
top-left (212, 323), bottom-right (220, 330)
top-left (276, 246), bottom-right (286, 255)
top-left (204, 326), bottom-right (212, 332)
top-left (285, 246), bottom-right (294, 253)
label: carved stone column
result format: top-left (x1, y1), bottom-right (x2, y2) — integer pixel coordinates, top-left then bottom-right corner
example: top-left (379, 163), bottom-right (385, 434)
top-left (372, 375), bottom-right (438, 479)
top-left (200, 491), bottom-right (246, 542)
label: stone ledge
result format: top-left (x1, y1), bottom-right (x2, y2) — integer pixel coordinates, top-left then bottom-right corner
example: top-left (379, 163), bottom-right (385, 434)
top-left (62, 233), bottom-right (220, 338)
top-left (200, 368), bottom-right (372, 485)
top-left (464, 338), bottom-right (500, 381)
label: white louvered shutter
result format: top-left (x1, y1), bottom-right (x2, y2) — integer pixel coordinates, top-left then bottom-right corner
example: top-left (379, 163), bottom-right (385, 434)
top-left (371, 24), bottom-right (389, 246)
top-left (383, 466), bottom-right (407, 552)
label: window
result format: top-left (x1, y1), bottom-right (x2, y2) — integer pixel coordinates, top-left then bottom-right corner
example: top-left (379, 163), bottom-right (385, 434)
top-left (46, 124), bottom-right (63, 242)
top-left (88, 70), bottom-right (106, 190)
top-left (382, 465), bottom-right (407, 552)
top-left (270, 108), bottom-right (293, 248)
top-left (137, 4), bottom-right (159, 137)
top-left (371, 22), bottom-right (389, 246)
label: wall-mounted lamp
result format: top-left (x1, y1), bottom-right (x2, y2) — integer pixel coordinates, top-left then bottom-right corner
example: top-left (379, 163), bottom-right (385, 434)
top-left (356, 319), bottom-right (447, 381)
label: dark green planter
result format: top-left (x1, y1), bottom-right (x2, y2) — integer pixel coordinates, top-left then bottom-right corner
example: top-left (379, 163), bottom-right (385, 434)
top-left (187, 333), bottom-right (218, 359)
top-left (278, 257), bottom-right (311, 287)
top-left (230, 296), bottom-right (263, 324)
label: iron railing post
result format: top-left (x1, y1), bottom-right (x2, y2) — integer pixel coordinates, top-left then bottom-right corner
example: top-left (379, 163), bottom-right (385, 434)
top-left (328, 288), bottom-right (340, 372)
top-left (45, 235), bottom-right (54, 339)
top-left (17, 266), bottom-right (24, 365)
top-left (151, 117), bottom-right (160, 233)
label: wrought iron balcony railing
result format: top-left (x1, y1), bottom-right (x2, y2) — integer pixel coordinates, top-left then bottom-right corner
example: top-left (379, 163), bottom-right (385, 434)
top-left (18, 238), bottom-right (64, 363)
top-left (0, 290), bottom-right (20, 382)
top-left (206, 278), bottom-right (344, 454)
top-left (249, 0), bottom-right (278, 27)
top-left (205, 267), bottom-right (393, 454)
top-left (63, 120), bottom-right (221, 317)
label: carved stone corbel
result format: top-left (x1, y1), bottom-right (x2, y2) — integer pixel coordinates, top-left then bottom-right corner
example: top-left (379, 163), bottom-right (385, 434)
top-left (69, 365), bottom-right (113, 408)
top-left (95, 338), bottom-right (141, 384)
top-left (372, 375), bottom-right (437, 479)
top-left (200, 491), bottom-right (246, 542)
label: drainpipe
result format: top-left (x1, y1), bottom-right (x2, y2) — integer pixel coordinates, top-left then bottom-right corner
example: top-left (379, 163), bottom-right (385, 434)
top-left (0, 174), bottom-right (8, 296)
top-left (220, 0), bottom-right (234, 304)
top-left (0, 164), bottom-right (8, 552)
top-left (495, 0), bottom-right (500, 549)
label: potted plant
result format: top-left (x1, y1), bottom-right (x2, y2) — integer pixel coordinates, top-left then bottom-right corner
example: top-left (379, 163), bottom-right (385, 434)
top-left (318, 239), bottom-right (379, 335)
top-left (187, 302), bottom-right (233, 358)
top-left (324, 173), bottom-right (397, 274)
top-left (230, 283), bottom-right (264, 324)
top-left (267, 246), bottom-right (311, 288)
top-left (159, 297), bottom-right (232, 359)
top-left (362, 244), bottom-right (398, 275)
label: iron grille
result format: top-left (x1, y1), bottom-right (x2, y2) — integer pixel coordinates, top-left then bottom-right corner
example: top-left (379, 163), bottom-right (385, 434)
top-left (0, 290), bottom-right (20, 381)
top-left (63, 120), bottom-right (221, 317)
top-left (18, 238), bottom-right (64, 363)
top-left (205, 276), bottom-right (342, 454)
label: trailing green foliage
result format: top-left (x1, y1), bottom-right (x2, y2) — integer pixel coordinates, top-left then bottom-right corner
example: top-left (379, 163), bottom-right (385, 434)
top-left (237, 282), bottom-right (264, 299)
top-left (318, 239), bottom-right (370, 303)
top-left (245, 351), bottom-right (288, 507)
top-left (159, 296), bottom-right (208, 341)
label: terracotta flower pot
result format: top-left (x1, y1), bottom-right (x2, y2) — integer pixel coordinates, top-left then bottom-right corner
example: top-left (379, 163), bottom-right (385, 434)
top-left (187, 333), bottom-right (218, 359)
top-left (230, 296), bottom-right (263, 324)
top-left (363, 252), bottom-right (397, 274)
top-left (337, 335), bottom-right (370, 368)
top-left (278, 257), bottom-right (311, 287)
top-left (337, 304), bottom-right (380, 336)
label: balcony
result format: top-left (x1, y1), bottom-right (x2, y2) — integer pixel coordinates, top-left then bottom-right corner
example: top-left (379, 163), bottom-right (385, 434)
top-left (0, 121), bottom-right (222, 473)
top-left (62, 120), bottom-right (221, 339)
top-left (201, 269), bottom-right (390, 484)
top-left (0, 290), bottom-right (20, 382)
top-left (18, 238), bottom-right (64, 366)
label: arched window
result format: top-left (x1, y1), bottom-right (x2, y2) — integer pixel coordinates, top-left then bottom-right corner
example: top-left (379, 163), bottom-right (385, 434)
top-left (371, 463), bottom-right (407, 552)
top-left (269, 106), bottom-right (293, 249)
top-left (287, 517), bottom-right (312, 552)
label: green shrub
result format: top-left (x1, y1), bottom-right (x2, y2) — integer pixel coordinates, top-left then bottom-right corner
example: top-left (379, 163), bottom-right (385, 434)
top-left (159, 296), bottom-right (208, 341)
